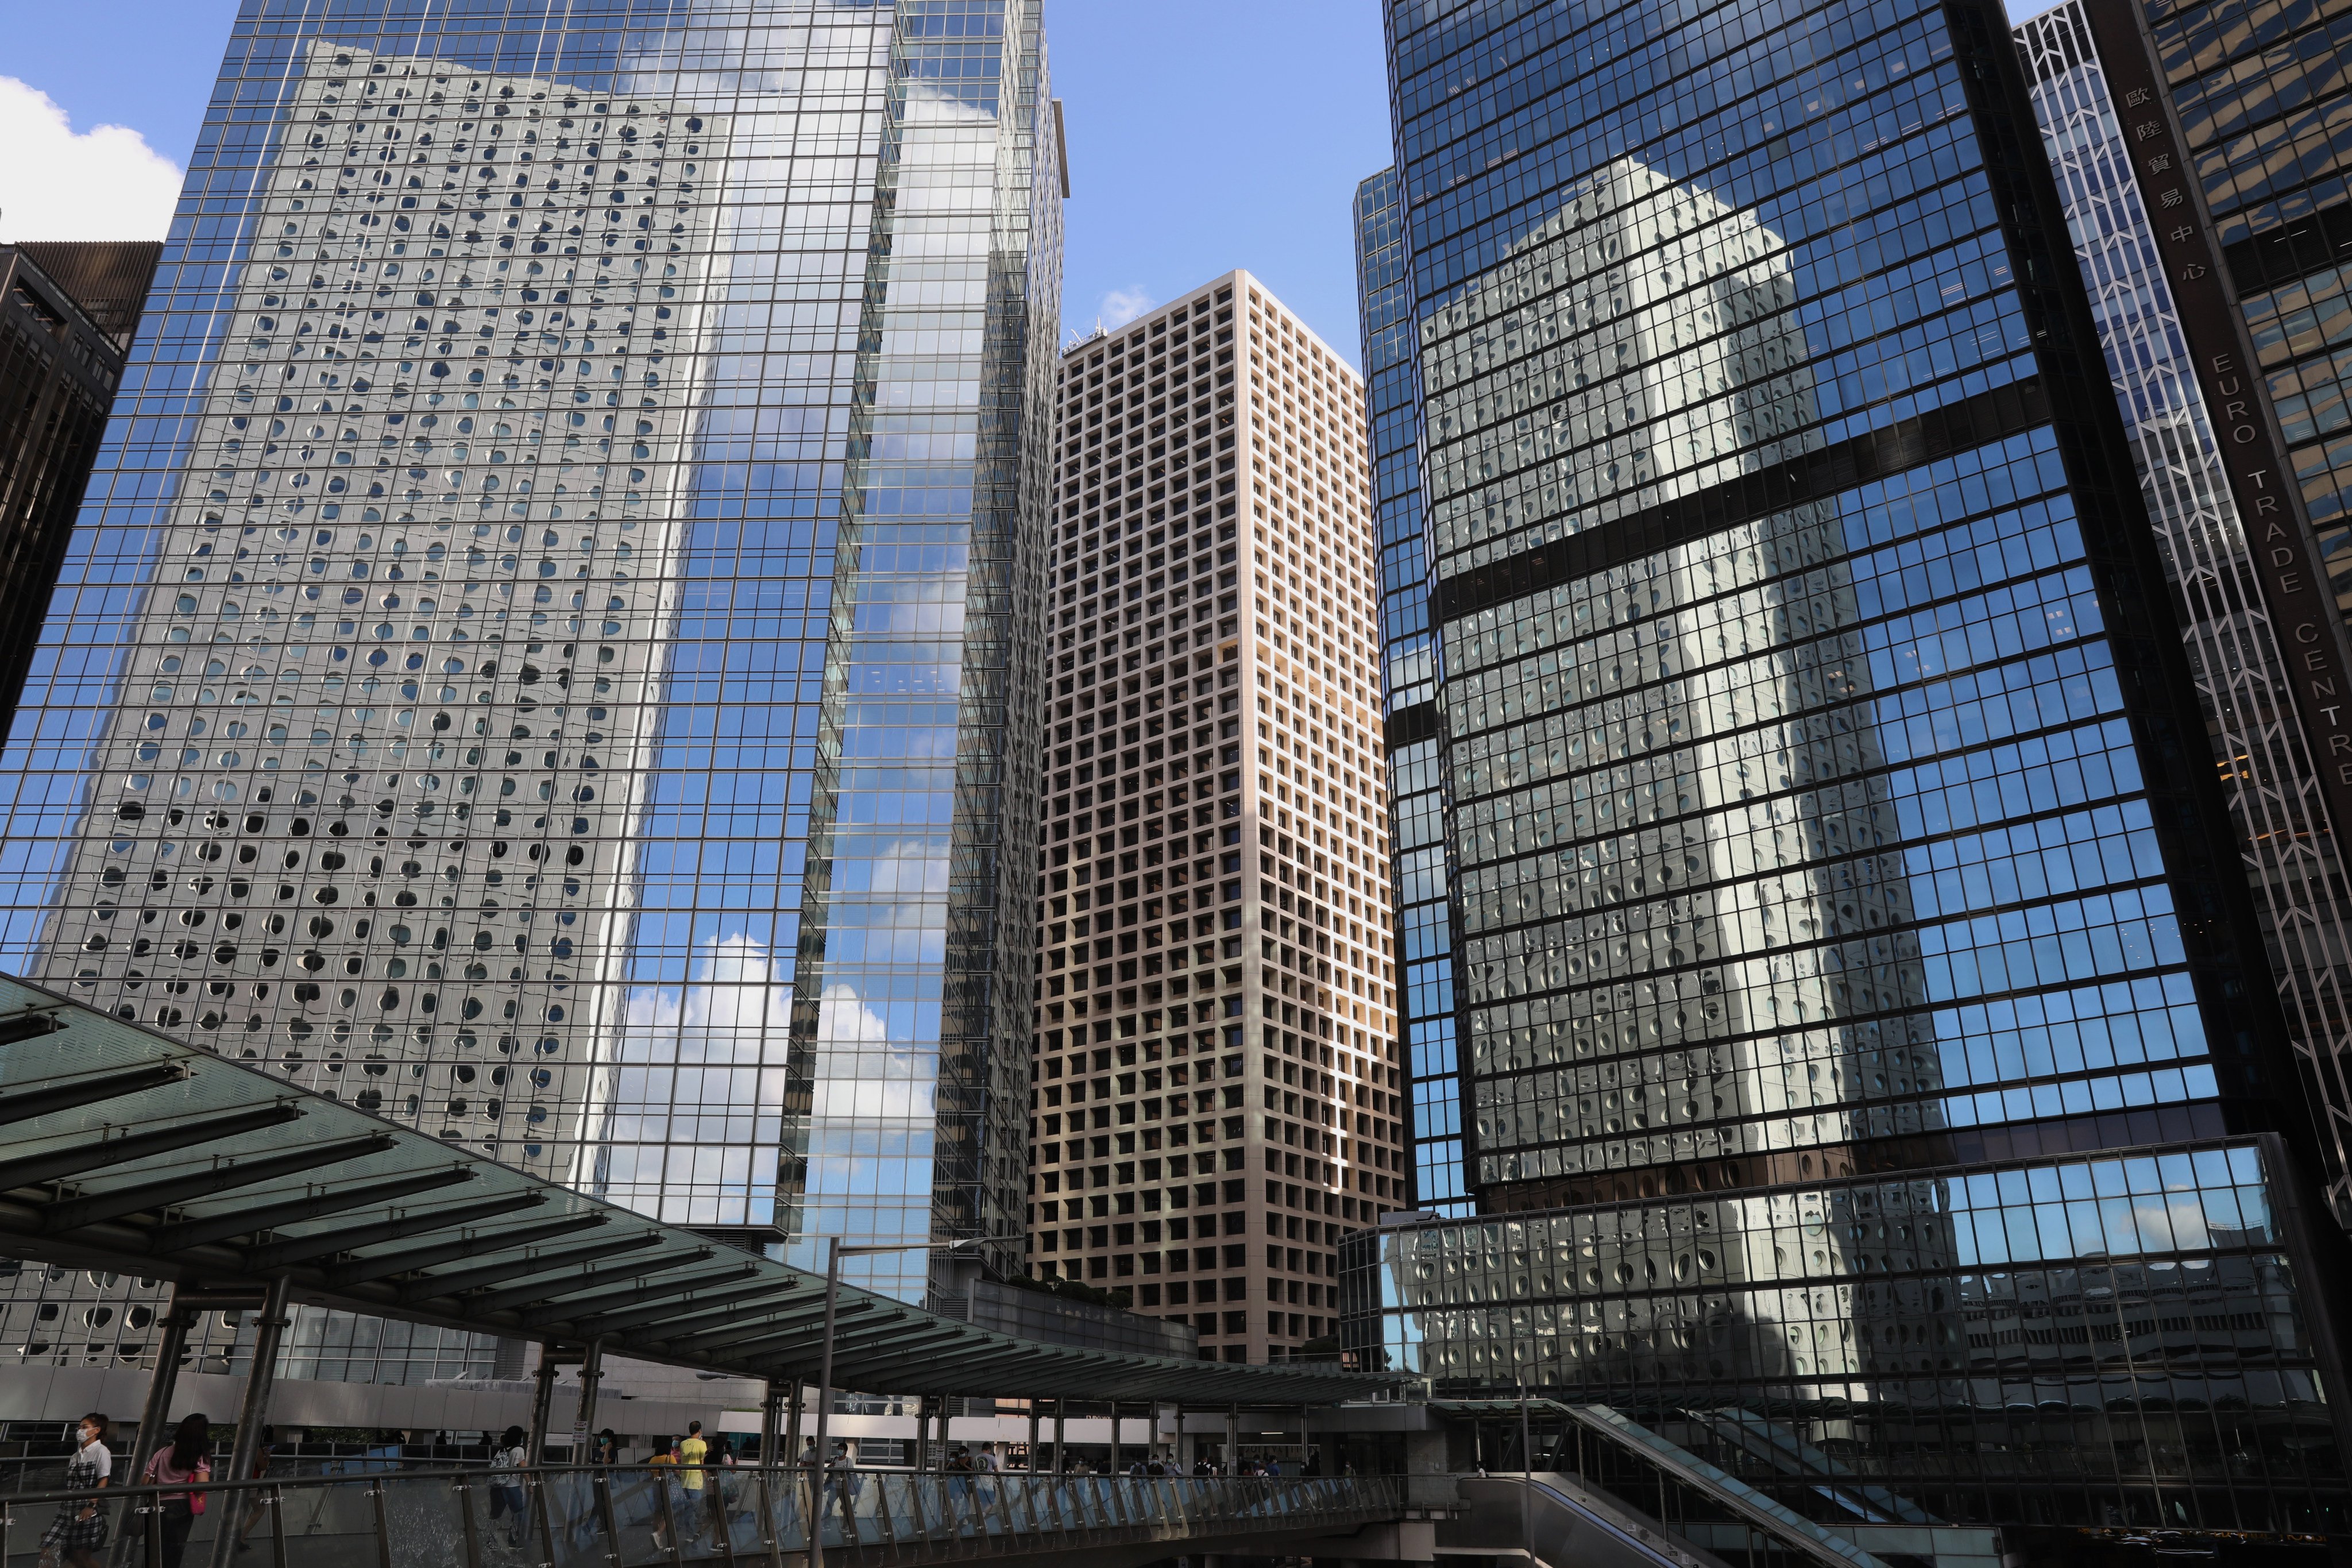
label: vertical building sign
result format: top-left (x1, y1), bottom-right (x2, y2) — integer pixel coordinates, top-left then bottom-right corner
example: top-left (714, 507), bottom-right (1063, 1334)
top-left (2077, 0), bottom-right (2352, 835)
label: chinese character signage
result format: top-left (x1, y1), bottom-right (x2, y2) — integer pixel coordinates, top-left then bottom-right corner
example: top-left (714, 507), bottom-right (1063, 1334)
top-left (2080, 0), bottom-right (2352, 820)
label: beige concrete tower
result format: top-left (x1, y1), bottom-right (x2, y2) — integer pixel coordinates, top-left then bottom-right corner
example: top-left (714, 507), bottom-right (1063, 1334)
top-left (1024, 271), bottom-right (1407, 1365)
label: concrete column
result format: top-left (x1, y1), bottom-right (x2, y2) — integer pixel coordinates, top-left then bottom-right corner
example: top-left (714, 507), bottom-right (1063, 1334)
top-left (208, 1277), bottom-right (291, 1568)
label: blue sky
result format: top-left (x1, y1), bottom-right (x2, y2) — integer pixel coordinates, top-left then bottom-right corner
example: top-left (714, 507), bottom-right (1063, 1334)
top-left (0, 0), bottom-right (1394, 366)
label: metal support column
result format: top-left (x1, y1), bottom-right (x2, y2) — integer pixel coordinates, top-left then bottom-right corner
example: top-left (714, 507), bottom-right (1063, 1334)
top-left (783, 1382), bottom-right (804, 1469)
top-left (113, 1292), bottom-right (195, 1568)
top-left (129, 1293), bottom-right (192, 1474)
top-left (1052, 1400), bottom-right (1066, 1473)
top-left (527, 1345), bottom-right (561, 1460)
top-left (1225, 1405), bottom-right (1239, 1475)
top-left (569, 1339), bottom-right (604, 1455)
top-left (1109, 1400), bottom-right (1122, 1476)
top-left (208, 1276), bottom-right (291, 1568)
top-left (1025, 1403), bottom-right (1039, 1472)
top-left (809, 1237), bottom-right (841, 1568)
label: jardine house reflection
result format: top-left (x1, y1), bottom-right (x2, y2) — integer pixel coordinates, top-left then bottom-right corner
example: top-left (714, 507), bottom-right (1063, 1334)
top-left (1349, 0), bottom-right (2352, 1538)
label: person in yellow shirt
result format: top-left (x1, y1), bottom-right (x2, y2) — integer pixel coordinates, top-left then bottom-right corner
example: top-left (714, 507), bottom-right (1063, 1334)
top-left (678, 1422), bottom-right (709, 1546)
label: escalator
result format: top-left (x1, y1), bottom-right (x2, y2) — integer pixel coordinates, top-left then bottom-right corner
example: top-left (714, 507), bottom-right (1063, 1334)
top-left (1431, 1401), bottom-right (1995, 1568)
top-left (1443, 1469), bottom-right (1742, 1568)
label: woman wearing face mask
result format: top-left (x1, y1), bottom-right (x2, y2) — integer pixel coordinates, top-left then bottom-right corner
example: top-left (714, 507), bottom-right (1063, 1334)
top-left (37, 1412), bottom-right (113, 1568)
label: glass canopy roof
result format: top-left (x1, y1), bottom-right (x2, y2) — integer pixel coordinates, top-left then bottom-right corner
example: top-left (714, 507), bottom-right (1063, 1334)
top-left (0, 974), bottom-right (1396, 1405)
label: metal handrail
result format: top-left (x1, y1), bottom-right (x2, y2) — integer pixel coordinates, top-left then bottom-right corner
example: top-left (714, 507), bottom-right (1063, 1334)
top-left (10, 1462), bottom-right (1405, 1567)
top-left (1563, 1406), bottom-right (1894, 1568)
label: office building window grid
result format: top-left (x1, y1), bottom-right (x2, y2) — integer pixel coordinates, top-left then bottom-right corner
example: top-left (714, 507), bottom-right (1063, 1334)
top-left (1342, 1140), bottom-right (2342, 1525)
top-left (2146, 0), bottom-right (2352, 618)
top-left (1348, 0), bottom-right (2350, 1531)
top-left (0, 0), bottom-right (1057, 1368)
top-left (1025, 273), bottom-right (1405, 1362)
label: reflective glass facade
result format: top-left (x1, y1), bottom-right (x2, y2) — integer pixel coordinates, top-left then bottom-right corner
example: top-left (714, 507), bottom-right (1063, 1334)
top-left (0, 0), bottom-right (1058, 1377)
top-left (1358, 170), bottom-right (1469, 1218)
top-left (1347, 0), bottom-right (2352, 1537)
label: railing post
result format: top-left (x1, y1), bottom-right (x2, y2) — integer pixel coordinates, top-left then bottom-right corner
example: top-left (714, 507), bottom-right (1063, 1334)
top-left (529, 1468), bottom-right (558, 1568)
top-left (369, 1481), bottom-right (393, 1568)
top-left (706, 1464), bottom-right (738, 1567)
top-left (593, 1464), bottom-right (623, 1568)
top-left (455, 1469), bottom-right (486, 1568)
top-left (991, 1465), bottom-right (1017, 1542)
top-left (756, 1465), bottom-right (786, 1568)
top-left (654, 1470), bottom-right (684, 1567)
top-left (899, 1470), bottom-right (919, 1546)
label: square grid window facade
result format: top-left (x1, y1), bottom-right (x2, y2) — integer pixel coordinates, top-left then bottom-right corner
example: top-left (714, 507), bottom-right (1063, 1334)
top-left (1345, 0), bottom-right (2352, 1538)
top-left (0, 0), bottom-right (1058, 1378)
top-left (1025, 272), bottom-right (1407, 1365)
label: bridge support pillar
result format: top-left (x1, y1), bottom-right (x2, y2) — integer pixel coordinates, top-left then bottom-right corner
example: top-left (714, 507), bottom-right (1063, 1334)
top-left (758, 1380), bottom-right (782, 1465)
top-left (128, 1288), bottom-right (194, 1479)
top-left (207, 1275), bottom-right (291, 1568)
top-left (569, 1339), bottom-right (604, 1455)
top-left (912, 1393), bottom-right (934, 1472)
top-left (526, 1345), bottom-right (561, 1459)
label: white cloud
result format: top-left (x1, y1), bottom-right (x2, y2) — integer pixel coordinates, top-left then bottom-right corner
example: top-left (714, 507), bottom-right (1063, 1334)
top-left (1100, 285), bottom-right (1156, 328)
top-left (0, 78), bottom-right (181, 243)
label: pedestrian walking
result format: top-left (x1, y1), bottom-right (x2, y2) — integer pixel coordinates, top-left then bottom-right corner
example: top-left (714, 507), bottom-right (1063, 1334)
top-left (488, 1424), bottom-right (530, 1548)
top-left (824, 1441), bottom-right (861, 1540)
top-left (640, 1436), bottom-right (677, 1542)
top-left (140, 1413), bottom-right (212, 1568)
top-left (677, 1421), bottom-right (709, 1543)
top-left (36, 1412), bottom-right (113, 1568)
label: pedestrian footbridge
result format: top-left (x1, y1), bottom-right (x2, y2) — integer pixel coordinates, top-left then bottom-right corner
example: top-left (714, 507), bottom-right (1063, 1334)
top-left (11, 1464), bottom-right (1406, 1567)
top-left (0, 980), bottom-right (2051, 1568)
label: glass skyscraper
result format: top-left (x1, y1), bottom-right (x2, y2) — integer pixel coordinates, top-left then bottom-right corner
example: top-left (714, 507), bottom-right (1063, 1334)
top-left (1348, 0), bottom-right (2352, 1540)
top-left (0, 0), bottom-right (1058, 1380)
top-left (1358, 168), bottom-right (1469, 1219)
